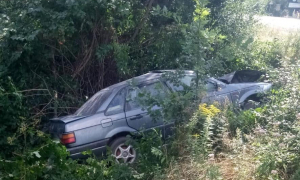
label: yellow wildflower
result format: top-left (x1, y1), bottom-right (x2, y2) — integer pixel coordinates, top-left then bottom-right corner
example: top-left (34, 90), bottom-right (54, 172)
top-left (192, 134), bottom-right (200, 138)
top-left (199, 103), bottom-right (220, 118)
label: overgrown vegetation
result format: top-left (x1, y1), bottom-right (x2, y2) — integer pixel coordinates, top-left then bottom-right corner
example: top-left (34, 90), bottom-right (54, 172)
top-left (1, 0), bottom-right (300, 179)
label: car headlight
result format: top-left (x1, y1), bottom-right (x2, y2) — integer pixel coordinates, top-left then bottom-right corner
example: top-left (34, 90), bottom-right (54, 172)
top-left (263, 84), bottom-right (272, 91)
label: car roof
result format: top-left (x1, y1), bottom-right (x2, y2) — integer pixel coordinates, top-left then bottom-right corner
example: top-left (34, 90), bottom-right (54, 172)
top-left (101, 73), bottom-right (162, 91)
top-left (102, 70), bottom-right (195, 92)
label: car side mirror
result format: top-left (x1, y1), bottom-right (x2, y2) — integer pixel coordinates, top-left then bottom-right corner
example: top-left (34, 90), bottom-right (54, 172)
top-left (217, 83), bottom-right (224, 91)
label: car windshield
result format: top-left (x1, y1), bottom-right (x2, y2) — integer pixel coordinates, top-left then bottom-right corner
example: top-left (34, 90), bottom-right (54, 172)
top-left (167, 75), bottom-right (219, 92)
top-left (74, 90), bottom-right (111, 116)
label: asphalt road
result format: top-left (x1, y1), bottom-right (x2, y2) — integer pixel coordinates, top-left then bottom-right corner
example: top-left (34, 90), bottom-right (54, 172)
top-left (259, 16), bottom-right (300, 31)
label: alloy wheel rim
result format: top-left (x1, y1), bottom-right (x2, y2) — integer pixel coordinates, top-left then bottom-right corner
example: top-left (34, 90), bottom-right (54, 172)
top-left (114, 143), bottom-right (136, 163)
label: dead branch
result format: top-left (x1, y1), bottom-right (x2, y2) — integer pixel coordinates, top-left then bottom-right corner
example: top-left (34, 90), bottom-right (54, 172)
top-left (130, 0), bottom-right (155, 42)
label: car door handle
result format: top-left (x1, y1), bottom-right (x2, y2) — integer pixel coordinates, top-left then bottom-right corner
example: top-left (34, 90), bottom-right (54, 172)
top-left (129, 114), bottom-right (143, 120)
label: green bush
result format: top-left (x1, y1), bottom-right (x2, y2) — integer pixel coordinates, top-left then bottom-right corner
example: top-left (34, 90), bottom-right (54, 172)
top-left (2, 0), bottom-right (300, 179)
top-left (0, 77), bottom-right (30, 158)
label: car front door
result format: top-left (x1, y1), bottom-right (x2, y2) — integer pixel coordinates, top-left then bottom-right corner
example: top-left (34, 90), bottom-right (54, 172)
top-left (125, 80), bottom-right (166, 134)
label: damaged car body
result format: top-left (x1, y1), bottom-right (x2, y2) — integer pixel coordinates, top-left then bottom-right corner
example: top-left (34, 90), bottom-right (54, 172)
top-left (218, 70), bottom-right (265, 84)
top-left (215, 70), bottom-right (270, 108)
top-left (48, 70), bottom-right (272, 162)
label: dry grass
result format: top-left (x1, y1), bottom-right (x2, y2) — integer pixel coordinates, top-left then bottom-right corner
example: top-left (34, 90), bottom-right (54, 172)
top-left (163, 157), bottom-right (220, 180)
top-left (215, 136), bottom-right (257, 180)
top-left (162, 133), bottom-right (258, 180)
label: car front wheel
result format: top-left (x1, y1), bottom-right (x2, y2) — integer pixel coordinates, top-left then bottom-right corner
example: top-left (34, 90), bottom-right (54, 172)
top-left (110, 136), bottom-right (137, 164)
top-left (242, 100), bottom-right (260, 110)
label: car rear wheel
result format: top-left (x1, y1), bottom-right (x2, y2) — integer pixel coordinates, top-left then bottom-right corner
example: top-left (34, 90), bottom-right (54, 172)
top-left (111, 136), bottom-right (137, 164)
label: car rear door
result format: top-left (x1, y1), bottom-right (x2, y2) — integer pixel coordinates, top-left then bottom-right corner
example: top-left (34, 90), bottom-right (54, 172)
top-left (125, 80), bottom-right (166, 133)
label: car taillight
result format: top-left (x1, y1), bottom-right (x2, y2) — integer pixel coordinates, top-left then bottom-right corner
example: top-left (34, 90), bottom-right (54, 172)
top-left (60, 132), bottom-right (76, 145)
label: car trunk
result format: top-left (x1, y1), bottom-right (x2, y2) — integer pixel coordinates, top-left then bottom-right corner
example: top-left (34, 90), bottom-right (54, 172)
top-left (49, 115), bottom-right (86, 139)
top-left (49, 121), bottom-right (66, 140)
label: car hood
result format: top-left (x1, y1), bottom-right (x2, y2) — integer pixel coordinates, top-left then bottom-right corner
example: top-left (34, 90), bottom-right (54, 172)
top-left (50, 115), bottom-right (87, 123)
top-left (218, 70), bottom-right (264, 84)
top-left (228, 82), bottom-right (272, 91)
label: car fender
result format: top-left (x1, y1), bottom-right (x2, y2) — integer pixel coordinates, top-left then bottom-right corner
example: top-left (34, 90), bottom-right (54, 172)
top-left (105, 126), bottom-right (137, 139)
top-left (238, 87), bottom-right (262, 104)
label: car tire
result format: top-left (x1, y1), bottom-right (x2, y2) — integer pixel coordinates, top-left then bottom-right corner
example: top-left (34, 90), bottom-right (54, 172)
top-left (110, 136), bottom-right (137, 164)
top-left (242, 100), bottom-right (260, 110)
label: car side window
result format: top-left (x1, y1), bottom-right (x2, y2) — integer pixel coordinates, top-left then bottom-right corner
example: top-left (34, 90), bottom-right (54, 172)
top-left (105, 88), bottom-right (126, 116)
top-left (126, 87), bottom-right (140, 110)
top-left (166, 75), bottom-right (195, 91)
top-left (126, 81), bottom-right (166, 111)
top-left (140, 82), bottom-right (166, 97)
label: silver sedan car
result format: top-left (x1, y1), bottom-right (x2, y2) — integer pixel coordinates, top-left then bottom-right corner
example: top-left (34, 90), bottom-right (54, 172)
top-left (49, 70), bottom-right (271, 163)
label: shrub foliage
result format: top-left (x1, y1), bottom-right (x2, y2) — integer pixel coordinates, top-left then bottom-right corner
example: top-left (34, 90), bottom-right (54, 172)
top-left (1, 0), bottom-right (300, 179)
